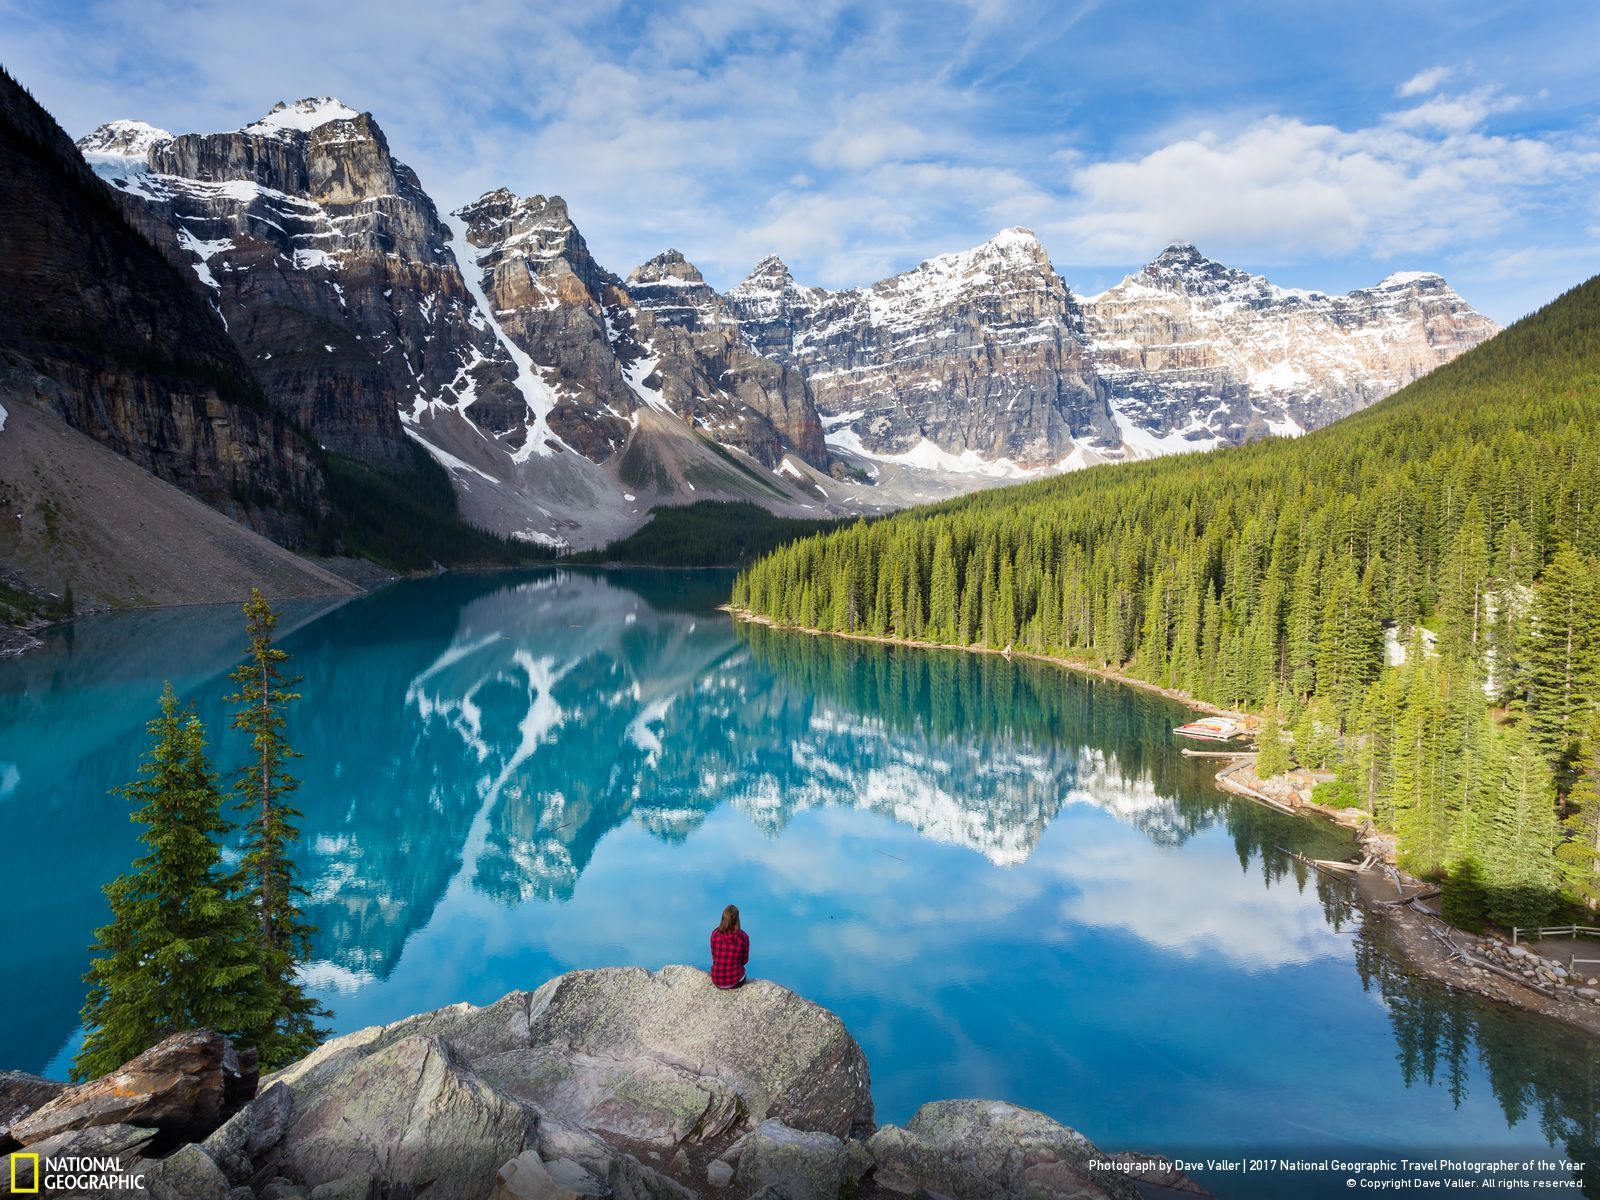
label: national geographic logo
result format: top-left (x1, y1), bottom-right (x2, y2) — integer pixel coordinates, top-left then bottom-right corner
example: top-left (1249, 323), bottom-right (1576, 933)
top-left (6, 1153), bottom-right (146, 1193)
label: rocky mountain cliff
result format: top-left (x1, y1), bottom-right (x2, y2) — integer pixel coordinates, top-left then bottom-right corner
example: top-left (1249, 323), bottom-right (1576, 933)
top-left (80, 97), bottom-right (518, 469)
top-left (69, 91), bottom-right (1496, 546)
top-left (79, 102), bottom-right (846, 547)
top-left (2, 70), bottom-right (325, 545)
top-left (1080, 242), bottom-right (1500, 450)
top-left (728, 230), bottom-right (1117, 472)
top-left (728, 234), bottom-right (1498, 472)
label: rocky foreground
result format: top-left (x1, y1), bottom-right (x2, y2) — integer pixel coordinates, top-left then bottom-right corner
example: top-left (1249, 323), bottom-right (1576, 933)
top-left (0, 967), bottom-right (1201, 1199)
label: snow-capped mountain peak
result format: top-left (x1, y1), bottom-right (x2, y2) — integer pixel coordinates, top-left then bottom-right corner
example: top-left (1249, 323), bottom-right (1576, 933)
top-left (744, 254), bottom-right (794, 283)
top-left (981, 225), bottom-right (1048, 258)
top-left (1130, 242), bottom-right (1258, 297)
top-left (628, 249), bottom-right (707, 287)
top-left (77, 118), bottom-right (173, 159)
top-left (245, 97), bottom-right (363, 137)
top-left (1372, 270), bottom-right (1447, 290)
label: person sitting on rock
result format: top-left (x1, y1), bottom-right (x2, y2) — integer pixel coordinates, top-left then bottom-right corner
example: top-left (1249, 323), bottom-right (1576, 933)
top-left (710, 904), bottom-right (749, 989)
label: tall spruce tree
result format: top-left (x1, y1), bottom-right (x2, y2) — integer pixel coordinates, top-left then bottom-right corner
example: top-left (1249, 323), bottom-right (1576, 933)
top-left (1480, 709), bottom-right (1565, 928)
top-left (1559, 709), bottom-right (1600, 910)
top-left (1256, 684), bottom-right (1291, 779)
top-left (226, 589), bottom-right (327, 1068)
top-left (75, 686), bottom-right (267, 1080)
top-left (1525, 546), bottom-right (1600, 799)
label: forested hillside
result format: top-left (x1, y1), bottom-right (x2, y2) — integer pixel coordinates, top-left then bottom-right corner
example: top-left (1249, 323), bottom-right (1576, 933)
top-left (734, 276), bottom-right (1600, 928)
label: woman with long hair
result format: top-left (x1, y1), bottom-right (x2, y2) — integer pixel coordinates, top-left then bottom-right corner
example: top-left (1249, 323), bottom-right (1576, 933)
top-left (709, 904), bottom-right (749, 989)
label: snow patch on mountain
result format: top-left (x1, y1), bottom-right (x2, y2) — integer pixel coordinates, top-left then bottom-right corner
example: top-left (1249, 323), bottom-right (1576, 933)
top-left (245, 97), bottom-right (361, 137)
top-left (443, 222), bottom-right (566, 459)
top-left (78, 118), bottom-right (172, 161)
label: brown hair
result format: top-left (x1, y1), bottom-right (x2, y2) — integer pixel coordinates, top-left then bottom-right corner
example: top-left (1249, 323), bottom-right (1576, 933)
top-left (716, 904), bottom-right (741, 934)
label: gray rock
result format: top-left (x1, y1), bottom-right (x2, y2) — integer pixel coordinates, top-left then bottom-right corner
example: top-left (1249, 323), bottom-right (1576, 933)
top-left (705, 1159), bottom-right (734, 1188)
top-left (844, 1138), bottom-right (873, 1183)
top-left (309, 1175), bottom-right (384, 1200)
top-left (474, 1048), bottom-right (743, 1148)
top-left (10, 1030), bottom-right (255, 1147)
top-left (274, 1034), bottom-right (533, 1200)
top-left (733, 1119), bottom-right (847, 1200)
top-left (491, 1151), bottom-right (609, 1200)
top-left (525, 967), bottom-right (874, 1139)
top-left (531, 1114), bottom-right (691, 1200)
top-left (3, 1120), bottom-right (157, 1186)
top-left (260, 1181), bottom-right (310, 1200)
top-left (203, 1081), bottom-right (293, 1182)
top-left (144, 1142), bottom-right (232, 1200)
top-left (867, 1100), bottom-right (1138, 1200)
top-left (0, 1071), bottom-right (66, 1144)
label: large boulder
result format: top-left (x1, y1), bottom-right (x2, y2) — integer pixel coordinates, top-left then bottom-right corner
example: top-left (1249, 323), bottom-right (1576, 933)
top-left (144, 1141), bottom-right (234, 1200)
top-left (867, 1100), bottom-right (1139, 1200)
top-left (529, 1113), bottom-right (694, 1200)
top-left (262, 966), bottom-right (872, 1152)
top-left (263, 1035), bottom-right (533, 1200)
top-left (202, 1081), bottom-right (294, 1183)
top-left (9, 1031), bottom-right (256, 1149)
top-left (0, 970), bottom-right (1177, 1200)
top-left (523, 967), bottom-right (873, 1140)
top-left (0, 1072), bottom-right (65, 1148)
top-left (490, 1151), bottom-right (608, 1200)
top-left (732, 1119), bottom-right (848, 1200)
top-left (473, 1048), bottom-right (743, 1147)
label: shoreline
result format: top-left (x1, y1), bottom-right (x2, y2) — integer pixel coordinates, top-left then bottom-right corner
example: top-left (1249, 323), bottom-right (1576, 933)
top-left (727, 606), bottom-right (1600, 1040)
top-left (722, 605), bottom-right (1249, 720)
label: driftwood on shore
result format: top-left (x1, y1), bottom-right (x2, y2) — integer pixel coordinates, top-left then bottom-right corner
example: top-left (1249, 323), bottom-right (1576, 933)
top-left (1272, 844), bottom-right (1361, 882)
top-left (1376, 888), bottom-right (1442, 907)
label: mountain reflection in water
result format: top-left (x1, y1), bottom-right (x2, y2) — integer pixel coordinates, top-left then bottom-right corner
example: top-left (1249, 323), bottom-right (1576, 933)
top-left (0, 568), bottom-right (1593, 1197)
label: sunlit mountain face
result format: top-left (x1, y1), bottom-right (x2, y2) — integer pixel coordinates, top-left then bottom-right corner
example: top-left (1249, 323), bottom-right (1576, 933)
top-left (3, 569), bottom-right (1594, 1192)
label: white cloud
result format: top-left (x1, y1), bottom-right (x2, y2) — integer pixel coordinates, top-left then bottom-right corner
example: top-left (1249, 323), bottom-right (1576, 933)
top-left (3, 0), bottom-right (1596, 320)
top-left (1051, 102), bottom-right (1598, 264)
top-left (1397, 65), bottom-right (1452, 98)
top-left (1386, 86), bottom-right (1523, 133)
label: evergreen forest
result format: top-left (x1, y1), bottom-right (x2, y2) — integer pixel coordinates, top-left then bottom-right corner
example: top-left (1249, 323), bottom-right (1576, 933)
top-left (733, 275), bottom-right (1600, 928)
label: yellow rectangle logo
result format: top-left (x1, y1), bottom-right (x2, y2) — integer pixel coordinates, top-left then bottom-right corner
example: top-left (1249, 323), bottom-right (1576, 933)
top-left (9, 1151), bottom-right (40, 1193)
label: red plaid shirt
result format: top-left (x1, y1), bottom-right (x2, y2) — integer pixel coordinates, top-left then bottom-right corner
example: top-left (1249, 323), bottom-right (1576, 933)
top-left (710, 928), bottom-right (749, 988)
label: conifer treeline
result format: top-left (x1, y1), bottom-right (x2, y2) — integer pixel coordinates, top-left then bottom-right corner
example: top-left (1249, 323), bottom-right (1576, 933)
top-left (734, 276), bottom-right (1600, 927)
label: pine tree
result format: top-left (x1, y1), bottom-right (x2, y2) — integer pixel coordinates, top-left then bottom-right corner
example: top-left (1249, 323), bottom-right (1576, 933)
top-left (929, 530), bottom-right (958, 642)
top-left (1559, 709), bottom-right (1600, 910)
top-left (226, 589), bottom-right (327, 1068)
top-left (1525, 546), bottom-right (1600, 798)
top-left (75, 686), bottom-right (267, 1080)
top-left (1479, 709), bottom-right (1565, 928)
top-left (1391, 641), bottom-right (1450, 877)
top-left (1256, 684), bottom-right (1291, 779)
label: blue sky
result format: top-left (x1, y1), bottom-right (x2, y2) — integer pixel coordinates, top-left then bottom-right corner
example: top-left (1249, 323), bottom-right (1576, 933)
top-left (3, 0), bottom-right (1597, 322)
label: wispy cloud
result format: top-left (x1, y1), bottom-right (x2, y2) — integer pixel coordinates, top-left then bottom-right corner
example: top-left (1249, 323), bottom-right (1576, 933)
top-left (1397, 65), bottom-right (1452, 98)
top-left (1, 0), bottom-right (1596, 321)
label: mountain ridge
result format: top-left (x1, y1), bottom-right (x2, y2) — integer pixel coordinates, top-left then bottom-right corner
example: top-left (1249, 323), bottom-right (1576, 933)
top-left (70, 93), bottom-right (1497, 547)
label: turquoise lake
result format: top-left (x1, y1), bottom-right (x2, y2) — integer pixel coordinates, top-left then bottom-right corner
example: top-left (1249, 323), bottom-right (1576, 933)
top-left (1, 568), bottom-right (1594, 1197)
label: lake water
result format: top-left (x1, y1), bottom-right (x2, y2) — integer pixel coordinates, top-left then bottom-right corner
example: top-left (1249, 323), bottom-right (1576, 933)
top-left (2, 569), bottom-right (1595, 1197)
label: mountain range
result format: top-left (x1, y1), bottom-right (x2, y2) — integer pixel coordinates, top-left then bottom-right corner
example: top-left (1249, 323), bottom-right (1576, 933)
top-left (2, 78), bottom-right (1498, 600)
